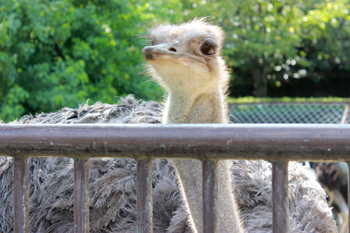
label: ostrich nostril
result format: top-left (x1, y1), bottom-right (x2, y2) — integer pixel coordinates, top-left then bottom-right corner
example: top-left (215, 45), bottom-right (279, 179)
top-left (169, 47), bottom-right (177, 52)
top-left (145, 53), bottom-right (153, 60)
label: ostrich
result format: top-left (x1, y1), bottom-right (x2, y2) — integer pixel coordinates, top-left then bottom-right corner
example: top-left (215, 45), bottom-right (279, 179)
top-left (0, 19), bottom-right (337, 233)
top-left (143, 19), bottom-right (241, 232)
top-left (312, 162), bottom-right (349, 233)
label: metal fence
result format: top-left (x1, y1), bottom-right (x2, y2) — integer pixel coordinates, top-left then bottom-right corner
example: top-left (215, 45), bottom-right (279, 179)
top-left (1, 124), bottom-right (350, 233)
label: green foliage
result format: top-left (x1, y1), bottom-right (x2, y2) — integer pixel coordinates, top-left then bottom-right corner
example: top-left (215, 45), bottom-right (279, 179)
top-left (0, 0), bottom-right (183, 122)
top-left (300, 0), bottom-right (350, 71)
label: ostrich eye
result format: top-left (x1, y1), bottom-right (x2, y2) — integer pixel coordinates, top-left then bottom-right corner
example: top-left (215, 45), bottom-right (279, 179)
top-left (200, 39), bottom-right (217, 56)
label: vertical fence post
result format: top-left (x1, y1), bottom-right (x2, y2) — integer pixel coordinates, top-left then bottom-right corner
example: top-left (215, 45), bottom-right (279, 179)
top-left (13, 155), bottom-right (29, 233)
top-left (137, 159), bottom-right (153, 233)
top-left (341, 104), bottom-right (350, 124)
top-left (74, 158), bottom-right (90, 233)
top-left (272, 160), bottom-right (289, 233)
top-left (202, 159), bottom-right (219, 233)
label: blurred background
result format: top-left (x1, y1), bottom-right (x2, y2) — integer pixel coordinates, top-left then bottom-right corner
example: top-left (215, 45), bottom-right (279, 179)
top-left (0, 0), bottom-right (349, 122)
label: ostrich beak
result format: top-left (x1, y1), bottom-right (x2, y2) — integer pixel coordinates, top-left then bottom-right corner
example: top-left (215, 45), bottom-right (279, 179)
top-left (142, 44), bottom-right (205, 65)
top-left (142, 44), bottom-right (178, 61)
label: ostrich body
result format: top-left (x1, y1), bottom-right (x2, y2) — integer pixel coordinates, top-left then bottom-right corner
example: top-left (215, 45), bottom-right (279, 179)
top-left (313, 162), bottom-right (349, 233)
top-left (0, 97), bottom-right (337, 233)
top-left (0, 20), bottom-right (337, 233)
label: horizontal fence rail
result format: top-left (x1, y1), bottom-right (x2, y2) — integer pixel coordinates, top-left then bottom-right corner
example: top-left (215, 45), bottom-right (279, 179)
top-left (1, 124), bottom-right (350, 160)
top-left (1, 124), bottom-right (350, 233)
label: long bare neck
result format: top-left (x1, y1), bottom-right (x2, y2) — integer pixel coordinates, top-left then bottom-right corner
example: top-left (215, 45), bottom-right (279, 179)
top-left (165, 86), bottom-right (244, 233)
top-left (163, 88), bottom-right (227, 124)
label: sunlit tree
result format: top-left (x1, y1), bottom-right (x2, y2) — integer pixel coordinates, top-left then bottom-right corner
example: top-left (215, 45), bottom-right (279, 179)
top-left (0, 0), bottom-right (183, 122)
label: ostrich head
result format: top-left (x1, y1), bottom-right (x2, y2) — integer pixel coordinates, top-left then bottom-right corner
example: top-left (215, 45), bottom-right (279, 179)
top-left (143, 19), bottom-right (229, 96)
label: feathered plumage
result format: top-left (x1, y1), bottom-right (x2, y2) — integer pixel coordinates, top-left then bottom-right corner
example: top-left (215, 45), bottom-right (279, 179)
top-left (0, 95), bottom-right (337, 233)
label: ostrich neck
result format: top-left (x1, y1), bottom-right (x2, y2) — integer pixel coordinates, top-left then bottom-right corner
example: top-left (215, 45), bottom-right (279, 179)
top-left (165, 88), bottom-right (244, 233)
top-left (163, 88), bottom-right (227, 124)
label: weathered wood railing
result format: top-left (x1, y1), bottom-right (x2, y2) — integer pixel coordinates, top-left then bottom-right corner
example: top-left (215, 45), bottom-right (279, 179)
top-left (1, 124), bottom-right (350, 233)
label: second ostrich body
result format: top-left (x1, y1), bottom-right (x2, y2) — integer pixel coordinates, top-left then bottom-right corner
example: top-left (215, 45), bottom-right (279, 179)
top-left (143, 20), bottom-right (242, 232)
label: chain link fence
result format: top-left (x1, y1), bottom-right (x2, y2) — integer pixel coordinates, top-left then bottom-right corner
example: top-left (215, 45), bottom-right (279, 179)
top-left (229, 102), bottom-right (350, 124)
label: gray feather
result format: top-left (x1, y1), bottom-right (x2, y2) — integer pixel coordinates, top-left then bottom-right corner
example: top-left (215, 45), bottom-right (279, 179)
top-left (0, 95), bottom-right (336, 233)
